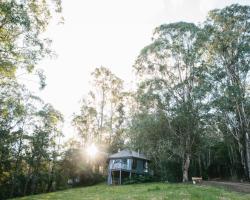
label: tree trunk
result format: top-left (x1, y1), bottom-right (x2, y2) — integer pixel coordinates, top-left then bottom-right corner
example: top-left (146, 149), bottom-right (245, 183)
top-left (47, 162), bottom-right (55, 192)
top-left (244, 132), bottom-right (250, 180)
top-left (182, 153), bottom-right (190, 182)
top-left (198, 155), bottom-right (202, 177)
top-left (99, 88), bottom-right (105, 142)
top-left (23, 166), bottom-right (32, 196)
top-left (30, 174), bottom-right (37, 194)
top-left (10, 132), bottom-right (23, 197)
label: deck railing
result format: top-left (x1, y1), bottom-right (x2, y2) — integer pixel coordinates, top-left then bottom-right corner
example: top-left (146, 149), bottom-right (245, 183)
top-left (110, 162), bottom-right (130, 170)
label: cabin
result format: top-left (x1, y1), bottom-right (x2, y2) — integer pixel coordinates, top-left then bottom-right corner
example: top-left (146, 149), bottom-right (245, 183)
top-left (107, 149), bottom-right (150, 185)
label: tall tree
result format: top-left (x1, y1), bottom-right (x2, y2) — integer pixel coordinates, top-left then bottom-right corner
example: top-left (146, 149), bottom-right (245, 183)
top-left (133, 22), bottom-right (208, 182)
top-left (0, 1), bottom-right (63, 198)
top-left (27, 104), bottom-right (63, 194)
top-left (204, 4), bottom-right (250, 180)
top-left (73, 67), bottom-right (125, 152)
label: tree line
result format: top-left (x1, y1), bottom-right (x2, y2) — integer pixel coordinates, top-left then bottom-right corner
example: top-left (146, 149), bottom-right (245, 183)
top-left (0, 2), bottom-right (250, 199)
top-left (72, 4), bottom-right (250, 184)
top-left (0, 0), bottom-right (65, 199)
top-left (130, 3), bottom-right (250, 181)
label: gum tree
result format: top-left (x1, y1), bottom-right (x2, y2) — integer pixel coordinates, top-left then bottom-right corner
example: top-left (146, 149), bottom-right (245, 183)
top-left (134, 22), bottom-right (208, 182)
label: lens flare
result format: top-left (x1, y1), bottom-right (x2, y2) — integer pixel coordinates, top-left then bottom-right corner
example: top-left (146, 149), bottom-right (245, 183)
top-left (86, 144), bottom-right (98, 158)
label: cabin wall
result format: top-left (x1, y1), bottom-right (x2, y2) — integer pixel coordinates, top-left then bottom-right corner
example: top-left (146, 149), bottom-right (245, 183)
top-left (128, 158), bottom-right (132, 169)
top-left (135, 159), bottom-right (144, 173)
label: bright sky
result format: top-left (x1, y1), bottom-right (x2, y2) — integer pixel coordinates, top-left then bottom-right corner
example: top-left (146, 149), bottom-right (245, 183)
top-left (34, 0), bottom-right (250, 138)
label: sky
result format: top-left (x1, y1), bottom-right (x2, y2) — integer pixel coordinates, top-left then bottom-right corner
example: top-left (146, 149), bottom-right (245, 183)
top-left (33, 0), bottom-right (250, 139)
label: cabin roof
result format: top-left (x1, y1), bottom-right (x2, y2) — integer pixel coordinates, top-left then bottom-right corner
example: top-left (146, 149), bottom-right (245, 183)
top-left (108, 149), bottom-right (149, 161)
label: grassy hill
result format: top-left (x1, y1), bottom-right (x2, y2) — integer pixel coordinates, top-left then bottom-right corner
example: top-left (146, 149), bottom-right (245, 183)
top-left (15, 183), bottom-right (250, 200)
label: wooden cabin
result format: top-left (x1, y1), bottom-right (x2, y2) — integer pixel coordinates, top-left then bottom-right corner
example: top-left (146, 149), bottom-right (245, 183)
top-left (107, 149), bottom-right (150, 185)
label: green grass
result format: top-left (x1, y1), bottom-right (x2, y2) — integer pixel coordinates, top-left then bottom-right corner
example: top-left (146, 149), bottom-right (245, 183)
top-left (14, 182), bottom-right (250, 200)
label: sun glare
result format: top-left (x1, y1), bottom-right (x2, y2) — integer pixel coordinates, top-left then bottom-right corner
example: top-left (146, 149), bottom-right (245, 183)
top-left (86, 144), bottom-right (98, 158)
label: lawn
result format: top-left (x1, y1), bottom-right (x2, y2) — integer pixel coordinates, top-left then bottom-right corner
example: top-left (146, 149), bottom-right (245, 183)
top-left (14, 183), bottom-right (250, 200)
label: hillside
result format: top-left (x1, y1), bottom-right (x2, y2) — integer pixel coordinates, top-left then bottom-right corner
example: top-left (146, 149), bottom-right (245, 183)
top-left (15, 183), bottom-right (250, 200)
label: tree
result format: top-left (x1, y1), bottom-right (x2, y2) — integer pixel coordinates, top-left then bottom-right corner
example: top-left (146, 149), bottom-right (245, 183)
top-left (0, 81), bottom-right (28, 198)
top-left (26, 104), bottom-right (63, 194)
top-left (73, 67), bottom-right (126, 152)
top-left (204, 4), bottom-right (250, 180)
top-left (133, 22), bottom-right (209, 182)
top-left (0, 0), bottom-right (62, 80)
top-left (0, 79), bottom-right (64, 198)
top-left (0, 1), bottom-right (63, 198)
top-left (90, 67), bottom-right (125, 147)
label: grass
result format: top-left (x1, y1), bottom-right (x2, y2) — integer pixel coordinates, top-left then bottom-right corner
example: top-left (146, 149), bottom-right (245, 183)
top-left (14, 182), bottom-right (250, 200)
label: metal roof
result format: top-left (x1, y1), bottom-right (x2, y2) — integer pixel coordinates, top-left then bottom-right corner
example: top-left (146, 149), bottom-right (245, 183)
top-left (108, 149), bottom-right (149, 160)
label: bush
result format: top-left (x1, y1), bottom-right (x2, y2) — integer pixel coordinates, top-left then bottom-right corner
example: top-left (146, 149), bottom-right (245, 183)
top-left (79, 172), bottom-right (105, 186)
top-left (122, 174), bottom-right (156, 185)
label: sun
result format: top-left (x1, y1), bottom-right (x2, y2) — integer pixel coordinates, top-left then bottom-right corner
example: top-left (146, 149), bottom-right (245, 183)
top-left (86, 144), bottom-right (98, 158)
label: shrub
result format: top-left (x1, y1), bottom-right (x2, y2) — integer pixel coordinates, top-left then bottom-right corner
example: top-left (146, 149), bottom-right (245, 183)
top-left (122, 174), bottom-right (156, 185)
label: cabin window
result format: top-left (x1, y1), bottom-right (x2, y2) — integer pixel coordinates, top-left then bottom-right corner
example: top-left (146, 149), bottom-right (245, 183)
top-left (114, 159), bottom-right (121, 164)
top-left (121, 159), bottom-right (127, 165)
top-left (132, 159), bottom-right (137, 169)
top-left (143, 161), bottom-right (148, 172)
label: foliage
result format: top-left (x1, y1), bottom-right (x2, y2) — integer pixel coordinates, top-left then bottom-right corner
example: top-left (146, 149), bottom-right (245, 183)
top-left (59, 146), bottom-right (105, 188)
top-left (122, 174), bottom-right (156, 185)
top-left (72, 67), bottom-right (126, 152)
top-left (0, 84), bottom-right (64, 199)
top-left (0, 0), bottom-right (62, 78)
top-left (0, 0), bottom-right (63, 199)
top-left (132, 21), bottom-right (207, 182)
top-left (203, 4), bottom-right (250, 180)
top-left (129, 4), bottom-right (250, 183)
top-left (2, 2), bottom-right (250, 199)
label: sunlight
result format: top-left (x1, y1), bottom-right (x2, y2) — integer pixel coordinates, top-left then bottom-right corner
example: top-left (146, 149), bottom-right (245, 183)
top-left (86, 144), bottom-right (98, 158)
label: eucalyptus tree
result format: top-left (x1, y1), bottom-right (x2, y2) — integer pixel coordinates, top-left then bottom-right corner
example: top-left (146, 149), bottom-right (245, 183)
top-left (90, 67), bottom-right (124, 147)
top-left (0, 1), bottom-right (64, 197)
top-left (203, 4), bottom-right (250, 180)
top-left (0, 80), bottom-right (64, 198)
top-left (0, 0), bottom-right (63, 173)
top-left (72, 67), bottom-right (125, 152)
top-left (72, 99), bottom-right (98, 146)
top-left (133, 22), bottom-right (209, 182)
top-left (26, 104), bottom-right (63, 194)
top-left (0, 81), bottom-right (28, 198)
top-left (0, 0), bottom-right (62, 80)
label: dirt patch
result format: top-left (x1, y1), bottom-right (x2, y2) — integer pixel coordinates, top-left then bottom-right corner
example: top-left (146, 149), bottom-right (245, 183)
top-left (202, 181), bottom-right (250, 193)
